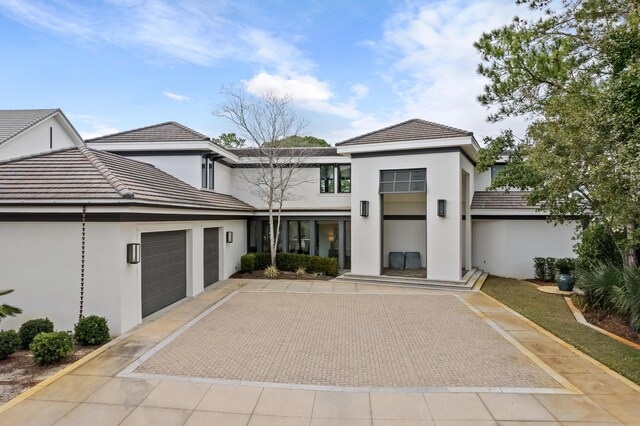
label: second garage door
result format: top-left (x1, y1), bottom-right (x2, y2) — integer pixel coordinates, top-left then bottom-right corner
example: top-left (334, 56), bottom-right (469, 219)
top-left (203, 227), bottom-right (220, 287)
top-left (141, 230), bottom-right (187, 317)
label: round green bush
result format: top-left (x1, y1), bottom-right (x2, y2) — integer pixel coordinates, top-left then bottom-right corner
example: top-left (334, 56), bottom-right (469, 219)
top-left (74, 315), bottom-right (110, 346)
top-left (0, 330), bottom-right (21, 359)
top-left (30, 331), bottom-right (73, 365)
top-left (18, 318), bottom-right (54, 349)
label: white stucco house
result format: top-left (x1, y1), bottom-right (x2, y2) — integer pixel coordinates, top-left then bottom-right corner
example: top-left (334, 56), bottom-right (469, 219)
top-left (0, 109), bottom-right (575, 335)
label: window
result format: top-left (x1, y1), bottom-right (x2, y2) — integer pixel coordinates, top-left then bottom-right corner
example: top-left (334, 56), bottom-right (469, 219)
top-left (379, 169), bottom-right (426, 193)
top-left (491, 164), bottom-right (505, 181)
top-left (202, 156), bottom-right (214, 189)
top-left (288, 220), bottom-right (310, 254)
top-left (320, 165), bottom-right (334, 193)
top-left (338, 165), bottom-right (351, 193)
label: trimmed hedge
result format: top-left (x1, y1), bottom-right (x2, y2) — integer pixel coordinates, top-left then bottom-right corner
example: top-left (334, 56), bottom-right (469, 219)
top-left (30, 331), bottom-right (73, 365)
top-left (74, 315), bottom-right (110, 346)
top-left (240, 252), bottom-right (339, 276)
top-left (0, 330), bottom-right (21, 359)
top-left (18, 318), bottom-right (54, 349)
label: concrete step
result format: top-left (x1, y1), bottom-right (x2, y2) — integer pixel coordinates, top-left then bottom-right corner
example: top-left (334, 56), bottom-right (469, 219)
top-left (335, 268), bottom-right (484, 292)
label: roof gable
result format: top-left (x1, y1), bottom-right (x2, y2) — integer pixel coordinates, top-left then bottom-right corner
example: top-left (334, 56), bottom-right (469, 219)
top-left (335, 119), bottom-right (472, 147)
top-left (86, 122), bottom-right (210, 144)
top-left (0, 109), bottom-right (60, 145)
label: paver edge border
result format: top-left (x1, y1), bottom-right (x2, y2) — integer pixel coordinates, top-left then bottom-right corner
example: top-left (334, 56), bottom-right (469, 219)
top-left (564, 296), bottom-right (640, 351)
top-left (0, 330), bottom-right (134, 414)
top-left (480, 289), bottom-right (640, 394)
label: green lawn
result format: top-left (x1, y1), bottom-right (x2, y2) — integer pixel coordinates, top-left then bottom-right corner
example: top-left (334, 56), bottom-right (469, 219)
top-left (482, 275), bottom-right (640, 385)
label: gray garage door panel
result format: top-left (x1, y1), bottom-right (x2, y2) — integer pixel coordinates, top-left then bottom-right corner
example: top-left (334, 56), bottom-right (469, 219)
top-left (141, 230), bottom-right (187, 317)
top-left (203, 228), bottom-right (220, 287)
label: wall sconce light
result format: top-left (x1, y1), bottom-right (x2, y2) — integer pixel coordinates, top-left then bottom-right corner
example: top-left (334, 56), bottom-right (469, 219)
top-left (226, 231), bottom-right (234, 243)
top-left (126, 243), bottom-right (140, 264)
top-left (360, 200), bottom-right (369, 217)
top-left (437, 199), bottom-right (447, 217)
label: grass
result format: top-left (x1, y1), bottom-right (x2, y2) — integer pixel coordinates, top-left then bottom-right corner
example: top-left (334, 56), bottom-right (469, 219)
top-left (482, 275), bottom-right (640, 386)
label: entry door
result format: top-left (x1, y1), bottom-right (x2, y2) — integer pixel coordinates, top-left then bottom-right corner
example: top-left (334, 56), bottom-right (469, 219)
top-left (203, 228), bottom-right (220, 287)
top-left (141, 230), bottom-right (187, 317)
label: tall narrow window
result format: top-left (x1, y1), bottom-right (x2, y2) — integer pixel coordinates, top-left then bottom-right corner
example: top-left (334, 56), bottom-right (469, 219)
top-left (491, 164), bottom-right (505, 181)
top-left (338, 164), bottom-right (351, 193)
top-left (202, 156), bottom-right (215, 189)
top-left (320, 165), bottom-right (334, 193)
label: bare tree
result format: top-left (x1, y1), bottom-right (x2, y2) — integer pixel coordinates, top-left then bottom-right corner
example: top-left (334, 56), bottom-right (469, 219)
top-left (216, 87), bottom-right (317, 267)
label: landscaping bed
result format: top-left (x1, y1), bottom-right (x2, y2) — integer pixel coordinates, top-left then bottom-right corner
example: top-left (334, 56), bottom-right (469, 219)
top-left (573, 296), bottom-right (640, 345)
top-left (482, 275), bottom-right (640, 385)
top-left (0, 345), bottom-right (93, 404)
top-left (231, 269), bottom-right (332, 281)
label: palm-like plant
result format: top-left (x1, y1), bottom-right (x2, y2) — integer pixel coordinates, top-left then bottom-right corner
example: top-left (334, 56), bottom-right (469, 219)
top-left (610, 267), bottom-right (640, 332)
top-left (0, 289), bottom-right (22, 320)
top-left (576, 263), bottom-right (622, 311)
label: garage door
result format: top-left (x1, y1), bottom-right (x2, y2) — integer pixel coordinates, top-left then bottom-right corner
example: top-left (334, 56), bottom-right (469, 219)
top-left (141, 230), bottom-right (187, 317)
top-left (203, 228), bottom-right (219, 287)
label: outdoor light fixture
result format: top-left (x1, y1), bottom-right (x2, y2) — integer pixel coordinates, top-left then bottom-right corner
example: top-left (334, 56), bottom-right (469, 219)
top-left (226, 231), bottom-right (234, 243)
top-left (126, 243), bottom-right (140, 264)
top-left (437, 199), bottom-right (447, 217)
top-left (360, 200), bottom-right (369, 217)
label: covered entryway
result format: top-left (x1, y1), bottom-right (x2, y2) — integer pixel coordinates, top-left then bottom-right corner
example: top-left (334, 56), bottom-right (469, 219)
top-left (203, 227), bottom-right (220, 288)
top-left (141, 230), bottom-right (187, 317)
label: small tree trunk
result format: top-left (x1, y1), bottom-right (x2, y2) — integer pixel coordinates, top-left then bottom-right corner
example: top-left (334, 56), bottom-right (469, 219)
top-left (624, 223), bottom-right (639, 269)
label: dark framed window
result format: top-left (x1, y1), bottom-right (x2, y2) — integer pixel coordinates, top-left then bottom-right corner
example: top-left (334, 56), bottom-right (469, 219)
top-left (379, 168), bottom-right (426, 193)
top-left (202, 156), bottom-right (215, 189)
top-left (320, 165), bottom-right (334, 193)
top-left (288, 220), bottom-right (310, 254)
top-left (338, 165), bottom-right (351, 193)
top-left (491, 164), bottom-right (505, 181)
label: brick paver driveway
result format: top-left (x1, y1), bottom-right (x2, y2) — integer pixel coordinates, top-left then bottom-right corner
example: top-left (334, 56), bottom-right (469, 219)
top-left (1, 279), bottom-right (639, 425)
top-left (128, 291), bottom-right (561, 390)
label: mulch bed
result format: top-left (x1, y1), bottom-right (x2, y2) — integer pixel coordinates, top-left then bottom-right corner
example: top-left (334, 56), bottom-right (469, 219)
top-left (231, 270), bottom-right (333, 281)
top-left (0, 346), bottom-right (94, 404)
top-left (581, 307), bottom-right (640, 345)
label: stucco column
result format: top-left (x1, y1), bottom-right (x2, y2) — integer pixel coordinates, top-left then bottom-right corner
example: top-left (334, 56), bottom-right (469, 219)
top-left (309, 220), bottom-right (317, 256)
top-left (338, 219), bottom-right (345, 269)
top-left (281, 219), bottom-right (288, 253)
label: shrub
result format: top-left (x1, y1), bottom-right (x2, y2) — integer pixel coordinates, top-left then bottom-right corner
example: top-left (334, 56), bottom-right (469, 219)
top-left (545, 257), bottom-right (557, 281)
top-left (611, 267), bottom-right (640, 332)
top-left (533, 257), bottom-right (547, 280)
top-left (74, 315), bottom-right (110, 346)
top-left (555, 258), bottom-right (575, 275)
top-left (255, 253), bottom-right (271, 270)
top-left (576, 263), bottom-right (621, 311)
top-left (307, 256), bottom-right (339, 276)
top-left (296, 266), bottom-right (306, 275)
top-left (241, 253), bottom-right (256, 272)
top-left (30, 331), bottom-right (73, 365)
top-left (264, 265), bottom-right (279, 278)
top-left (18, 318), bottom-right (54, 349)
top-left (574, 222), bottom-right (623, 269)
top-left (0, 330), bottom-right (21, 359)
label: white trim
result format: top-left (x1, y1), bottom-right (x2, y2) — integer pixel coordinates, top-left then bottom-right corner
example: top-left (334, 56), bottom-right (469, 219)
top-left (336, 136), bottom-right (476, 155)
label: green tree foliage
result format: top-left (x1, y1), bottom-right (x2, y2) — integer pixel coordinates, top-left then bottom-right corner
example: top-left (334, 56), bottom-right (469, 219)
top-left (264, 135), bottom-right (330, 148)
top-left (212, 132), bottom-right (246, 148)
top-left (475, 0), bottom-right (640, 267)
top-left (0, 289), bottom-right (21, 321)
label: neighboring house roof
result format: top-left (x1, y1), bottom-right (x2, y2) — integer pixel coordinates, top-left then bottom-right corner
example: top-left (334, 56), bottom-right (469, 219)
top-left (0, 109), bottom-right (60, 146)
top-left (0, 147), bottom-right (253, 211)
top-left (85, 122), bottom-right (210, 144)
top-left (335, 119), bottom-right (473, 147)
top-left (229, 147), bottom-right (339, 157)
top-left (471, 191), bottom-right (537, 210)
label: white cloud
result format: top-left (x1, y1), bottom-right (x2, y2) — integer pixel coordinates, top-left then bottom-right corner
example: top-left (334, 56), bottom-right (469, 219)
top-left (351, 83), bottom-right (369, 99)
top-left (68, 114), bottom-right (119, 140)
top-left (163, 91), bottom-right (190, 102)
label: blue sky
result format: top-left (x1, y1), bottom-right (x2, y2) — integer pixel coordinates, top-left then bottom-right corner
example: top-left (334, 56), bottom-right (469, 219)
top-left (0, 0), bottom-right (528, 144)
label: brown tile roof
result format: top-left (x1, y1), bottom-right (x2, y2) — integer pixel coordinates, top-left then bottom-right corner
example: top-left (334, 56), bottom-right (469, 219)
top-left (335, 119), bottom-right (473, 147)
top-left (86, 122), bottom-right (210, 144)
top-left (0, 109), bottom-right (60, 145)
top-left (471, 191), bottom-right (537, 210)
top-left (0, 147), bottom-right (254, 211)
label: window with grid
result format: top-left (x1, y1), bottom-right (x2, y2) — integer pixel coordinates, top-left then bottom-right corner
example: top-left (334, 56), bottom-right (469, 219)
top-left (379, 168), bottom-right (426, 193)
top-left (320, 165), bottom-right (335, 193)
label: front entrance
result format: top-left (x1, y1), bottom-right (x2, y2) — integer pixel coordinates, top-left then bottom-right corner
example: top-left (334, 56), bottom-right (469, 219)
top-left (203, 227), bottom-right (220, 288)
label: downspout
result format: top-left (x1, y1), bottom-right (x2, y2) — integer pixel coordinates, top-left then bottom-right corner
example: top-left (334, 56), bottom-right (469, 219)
top-left (79, 205), bottom-right (86, 320)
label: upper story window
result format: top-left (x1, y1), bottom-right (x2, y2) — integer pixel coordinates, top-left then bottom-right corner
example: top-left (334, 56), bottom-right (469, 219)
top-left (320, 165), bottom-right (334, 193)
top-left (202, 156), bottom-right (214, 189)
top-left (338, 165), bottom-right (351, 193)
top-left (379, 169), bottom-right (426, 193)
top-left (320, 164), bottom-right (351, 194)
top-left (491, 164), bottom-right (505, 182)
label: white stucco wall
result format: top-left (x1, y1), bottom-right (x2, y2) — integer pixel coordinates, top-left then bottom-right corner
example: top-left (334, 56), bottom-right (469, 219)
top-left (231, 167), bottom-right (351, 211)
top-left (474, 169), bottom-right (492, 191)
top-left (120, 154), bottom-right (202, 188)
top-left (472, 219), bottom-right (576, 279)
top-left (0, 217), bottom-right (247, 335)
top-left (350, 151), bottom-right (462, 281)
top-left (0, 116), bottom-right (79, 161)
top-left (214, 161), bottom-right (233, 194)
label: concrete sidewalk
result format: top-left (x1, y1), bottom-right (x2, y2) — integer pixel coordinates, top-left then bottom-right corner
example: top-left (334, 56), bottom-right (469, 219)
top-left (0, 278), bottom-right (639, 425)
